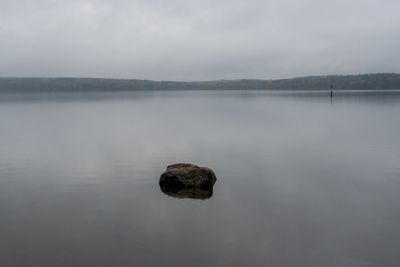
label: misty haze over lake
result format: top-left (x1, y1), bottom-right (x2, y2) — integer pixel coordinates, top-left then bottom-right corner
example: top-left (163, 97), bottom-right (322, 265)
top-left (1, 0), bottom-right (400, 80)
top-left (0, 91), bottom-right (400, 266)
top-left (2, 0), bottom-right (400, 265)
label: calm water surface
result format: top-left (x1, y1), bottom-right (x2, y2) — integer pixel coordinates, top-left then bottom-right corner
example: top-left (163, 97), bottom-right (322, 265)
top-left (0, 91), bottom-right (400, 267)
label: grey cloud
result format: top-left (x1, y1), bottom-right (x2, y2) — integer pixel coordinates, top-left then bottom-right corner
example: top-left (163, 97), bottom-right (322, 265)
top-left (0, 0), bottom-right (399, 80)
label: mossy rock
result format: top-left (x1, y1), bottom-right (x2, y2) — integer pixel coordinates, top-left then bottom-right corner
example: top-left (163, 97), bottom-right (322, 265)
top-left (159, 163), bottom-right (217, 199)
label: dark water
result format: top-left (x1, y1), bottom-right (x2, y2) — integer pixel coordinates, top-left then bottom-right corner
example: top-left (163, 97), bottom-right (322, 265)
top-left (0, 91), bottom-right (400, 267)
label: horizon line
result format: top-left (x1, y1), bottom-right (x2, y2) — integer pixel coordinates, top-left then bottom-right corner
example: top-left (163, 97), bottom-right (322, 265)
top-left (0, 72), bottom-right (399, 83)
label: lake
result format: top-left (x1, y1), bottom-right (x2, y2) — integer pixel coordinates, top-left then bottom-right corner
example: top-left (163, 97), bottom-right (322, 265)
top-left (0, 90), bottom-right (400, 267)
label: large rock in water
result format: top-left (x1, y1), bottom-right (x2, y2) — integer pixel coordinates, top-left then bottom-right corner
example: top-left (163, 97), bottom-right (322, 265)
top-left (159, 163), bottom-right (217, 199)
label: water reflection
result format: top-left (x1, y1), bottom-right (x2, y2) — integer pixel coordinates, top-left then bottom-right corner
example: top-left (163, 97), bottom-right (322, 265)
top-left (159, 184), bottom-right (214, 199)
top-left (0, 90), bottom-right (400, 267)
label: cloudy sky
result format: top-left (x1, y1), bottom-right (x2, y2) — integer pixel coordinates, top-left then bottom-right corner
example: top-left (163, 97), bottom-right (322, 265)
top-left (0, 0), bottom-right (399, 80)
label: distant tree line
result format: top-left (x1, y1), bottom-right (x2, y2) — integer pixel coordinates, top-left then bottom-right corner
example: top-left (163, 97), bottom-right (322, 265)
top-left (0, 73), bottom-right (399, 93)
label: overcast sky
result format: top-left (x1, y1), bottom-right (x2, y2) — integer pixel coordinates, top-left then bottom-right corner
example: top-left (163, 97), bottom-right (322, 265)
top-left (0, 0), bottom-right (399, 80)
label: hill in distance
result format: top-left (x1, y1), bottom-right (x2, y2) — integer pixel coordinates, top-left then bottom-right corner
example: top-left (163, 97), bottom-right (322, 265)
top-left (0, 73), bottom-right (399, 93)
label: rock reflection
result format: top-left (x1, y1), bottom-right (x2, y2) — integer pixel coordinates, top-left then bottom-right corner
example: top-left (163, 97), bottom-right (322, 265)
top-left (159, 185), bottom-right (213, 199)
